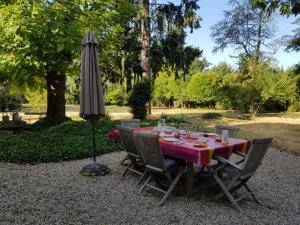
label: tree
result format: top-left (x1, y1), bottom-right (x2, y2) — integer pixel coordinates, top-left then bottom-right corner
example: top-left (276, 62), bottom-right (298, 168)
top-left (286, 18), bottom-right (300, 53)
top-left (188, 58), bottom-right (210, 75)
top-left (250, 0), bottom-right (300, 16)
top-left (153, 68), bottom-right (170, 106)
top-left (211, 0), bottom-right (277, 63)
top-left (0, 0), bottom-right (136, 121)
top-left (187, 71), bottom-right (221, 107)
top-left (151, 0), bottom-right (202, 77)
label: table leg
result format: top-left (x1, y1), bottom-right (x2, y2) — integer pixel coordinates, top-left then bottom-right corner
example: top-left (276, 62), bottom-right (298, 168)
top-left (186, 162), bottom-right (193, 197)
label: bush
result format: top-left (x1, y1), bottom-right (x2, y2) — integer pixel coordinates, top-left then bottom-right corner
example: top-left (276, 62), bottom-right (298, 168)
top-left (128, 79), bottom-right (152, 119)
top-left (202, 112), bottom-right (222, 120)
top-left (0, 94), bottom-right (22, 111)
top-left (288, 102), bottom-right (300, 112)
top-left (0, 118), bottom-right (122, 163)
top-left (160, 113), bottom-right (187, 124)
top-left (104, 83), bottom-right (127, 106)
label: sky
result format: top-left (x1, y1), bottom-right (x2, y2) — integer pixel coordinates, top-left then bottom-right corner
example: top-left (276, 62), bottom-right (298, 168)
top-left (157, 0), bottom-right (299, 70)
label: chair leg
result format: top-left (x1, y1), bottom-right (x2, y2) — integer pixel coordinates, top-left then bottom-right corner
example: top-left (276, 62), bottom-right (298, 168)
top-left (139, 174), bottom-right (152, 194)
top-left (243, 183), bottom-right (262, 205)
top-left (122, 161), bottom-right (133, 177)
top-left (158, 168), bottom-right (185, 206)
top-left (213, 174), bottom-right (242, 213)
top-left (137, 169), bottom-right (148, 185)
top-left (212, 178), bottom-right (237, 201)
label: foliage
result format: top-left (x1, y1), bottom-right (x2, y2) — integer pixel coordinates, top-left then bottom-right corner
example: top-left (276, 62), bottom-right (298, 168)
top-left (160, 113), bottom-right (187, 124)
top-left (128, 78), bottom-right (152, 119)
top-left (65, 76), bottom-right (80, 105)
top-left (287, 102), bottom-right (300, 112)
top-left (153, 68), bottom-right (170, 106)
top-left (187, 71), bottom-right (221, 106)
top-left (0, 118), bottom-right (121, 164)
top-left (0, 93), bottom-right (22, 111)
top-left (250, 0), bottom-right (300, 16)
top-left (202, 112), bottom-right (222, 120)
top-left (0, 0), bottom-right (137, 120)
top-left (211, 0), bottom-right (277, 61)
top-left (150, 0), bottom-right (202, 77)
top-left (188, 58), bottom-right (211, 75)
top-left (153, 67), bottom-right (188, 107)
top-left (286, 18), bottom-right (300, 53)
top-left (104, 83), bottom-right (127, 106)
top-left (25, 88), bottom-right (47, 112)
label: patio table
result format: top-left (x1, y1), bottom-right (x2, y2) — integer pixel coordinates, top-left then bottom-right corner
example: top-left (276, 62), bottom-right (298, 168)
top-left (109, 127), bottom-right (251, 196)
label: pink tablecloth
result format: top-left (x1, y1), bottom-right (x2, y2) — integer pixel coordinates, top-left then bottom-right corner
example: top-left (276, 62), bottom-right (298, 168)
top-left (108, 127), bottom-right (251, 168)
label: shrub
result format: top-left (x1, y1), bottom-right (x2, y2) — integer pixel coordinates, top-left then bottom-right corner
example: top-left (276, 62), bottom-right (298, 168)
top-left (25, 88), bottom-right (47, 112)
top-left (128, 78), bottom-right (152, 119)
top-left (0, 94), bottom-right (22, 111)
top-left (160, 113), bottom-right (187, 124)
top-left (202, 112), bottom-right (222, 120)
top-left (288, 102), bottom-right (300, 112)
top-left (104, 83), bottom-right (127, 105)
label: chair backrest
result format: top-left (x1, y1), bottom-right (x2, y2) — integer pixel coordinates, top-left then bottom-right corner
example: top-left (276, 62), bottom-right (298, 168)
top-left (215, 125), bottom-right (240, 138)
top-left (241, 137), bottom-right (273, 175)
top-left (179, 123), bottom-right (197, 132)
top-left (121, 119), bottom-right (140, 128)
top-left (116, 125), bottom-right (140, 158)
top-left (134, 132), bottom-right (166, 171)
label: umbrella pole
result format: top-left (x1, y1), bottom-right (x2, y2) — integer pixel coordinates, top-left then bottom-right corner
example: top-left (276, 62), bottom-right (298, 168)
top-left (92, 119), bottom-right (96, 163)
top-left (80, 118), bottom-right (109, 176)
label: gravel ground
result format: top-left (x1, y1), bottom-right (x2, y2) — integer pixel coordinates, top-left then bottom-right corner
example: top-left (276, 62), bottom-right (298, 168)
top-left (0, 147), bottom-right (299, 225)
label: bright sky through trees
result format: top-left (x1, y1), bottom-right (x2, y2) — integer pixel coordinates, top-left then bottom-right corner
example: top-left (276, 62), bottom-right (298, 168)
top-left (158, 0), bottom-right (299, 69)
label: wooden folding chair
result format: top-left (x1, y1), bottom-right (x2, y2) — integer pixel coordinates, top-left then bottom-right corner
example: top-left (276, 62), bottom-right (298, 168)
top-left (135, 132), bottom-right (187, 206)
top-left (179, 123), bottom-right (197, 132)
top-left (118, 119), bottom-right (140, 165)
top-left (211, 137), bottom-right (273, 212)
top-left (117, 125), bottom-right (144, 177)
top-left (215, 125), bottom-right (245, 163)
top-left (121, 119), bottom-right (140, 128)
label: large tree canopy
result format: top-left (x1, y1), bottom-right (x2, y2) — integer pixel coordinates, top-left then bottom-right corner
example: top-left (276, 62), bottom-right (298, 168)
top-left (0, 0), bottom-right (136, 121)
top-left (210, 0), bottom-right (276, 63)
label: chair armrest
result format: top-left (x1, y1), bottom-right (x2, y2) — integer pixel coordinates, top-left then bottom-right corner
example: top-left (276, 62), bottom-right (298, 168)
top-left (213, 155), bottom-right (242, 171)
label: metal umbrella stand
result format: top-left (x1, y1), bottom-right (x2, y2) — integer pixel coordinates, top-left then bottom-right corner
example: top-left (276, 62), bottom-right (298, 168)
top-left (79, 30), bottom-right (108, 176)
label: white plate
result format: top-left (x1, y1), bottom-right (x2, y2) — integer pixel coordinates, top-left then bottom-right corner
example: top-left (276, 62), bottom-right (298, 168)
top-left (204, 133), bottom-right (217, 136)
top-left (178, 130), bottom-right (187, 135)
top-left (161, 126), bottom-right (175, 132)
top-left (163, 137), bottom-right (179, 142)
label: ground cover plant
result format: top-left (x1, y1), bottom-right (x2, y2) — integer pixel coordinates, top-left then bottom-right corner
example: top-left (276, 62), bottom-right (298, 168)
top-left (0, 118), bottom-right (121, 164)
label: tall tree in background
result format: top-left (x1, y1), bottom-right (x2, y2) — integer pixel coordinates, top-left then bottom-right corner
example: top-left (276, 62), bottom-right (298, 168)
top-left (150, 0), bottom-right (202, 78)
top-left (211, 0), bottom-right (276, 64)
top-left (250, 0), bottom-right (299, 57)
top-left (0, 0), bottom-right (136, 121)
top-left (250, 0), bottom-right (300, 16)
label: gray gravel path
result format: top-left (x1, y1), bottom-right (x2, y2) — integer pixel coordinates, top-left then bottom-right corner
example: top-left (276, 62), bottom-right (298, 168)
top-left (0, 147), bottom-right (299, 225)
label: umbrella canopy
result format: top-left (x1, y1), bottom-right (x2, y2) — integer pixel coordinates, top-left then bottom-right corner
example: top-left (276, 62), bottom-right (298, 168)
top-left (80, 30), bottom-right (105, 121)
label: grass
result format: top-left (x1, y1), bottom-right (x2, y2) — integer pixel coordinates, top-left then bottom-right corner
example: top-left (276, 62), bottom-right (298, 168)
top-left (148, 109), bottom-right (300, 155)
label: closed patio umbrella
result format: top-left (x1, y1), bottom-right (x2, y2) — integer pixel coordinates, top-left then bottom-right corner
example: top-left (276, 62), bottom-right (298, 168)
top-left (80, 30), bottom-right (108, 176)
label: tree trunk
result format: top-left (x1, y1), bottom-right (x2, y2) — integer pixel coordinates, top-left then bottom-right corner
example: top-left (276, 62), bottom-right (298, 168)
top-left (254, 9), bottom-right (263, 63)
top-left (46, 72), bottom-right (67, 121)
top-left (140, 0), bottom-right (151, 78)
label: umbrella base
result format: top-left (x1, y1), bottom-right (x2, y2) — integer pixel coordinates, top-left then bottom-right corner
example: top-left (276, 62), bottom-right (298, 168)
top-left (80, 163), bottom-right (109, 176)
